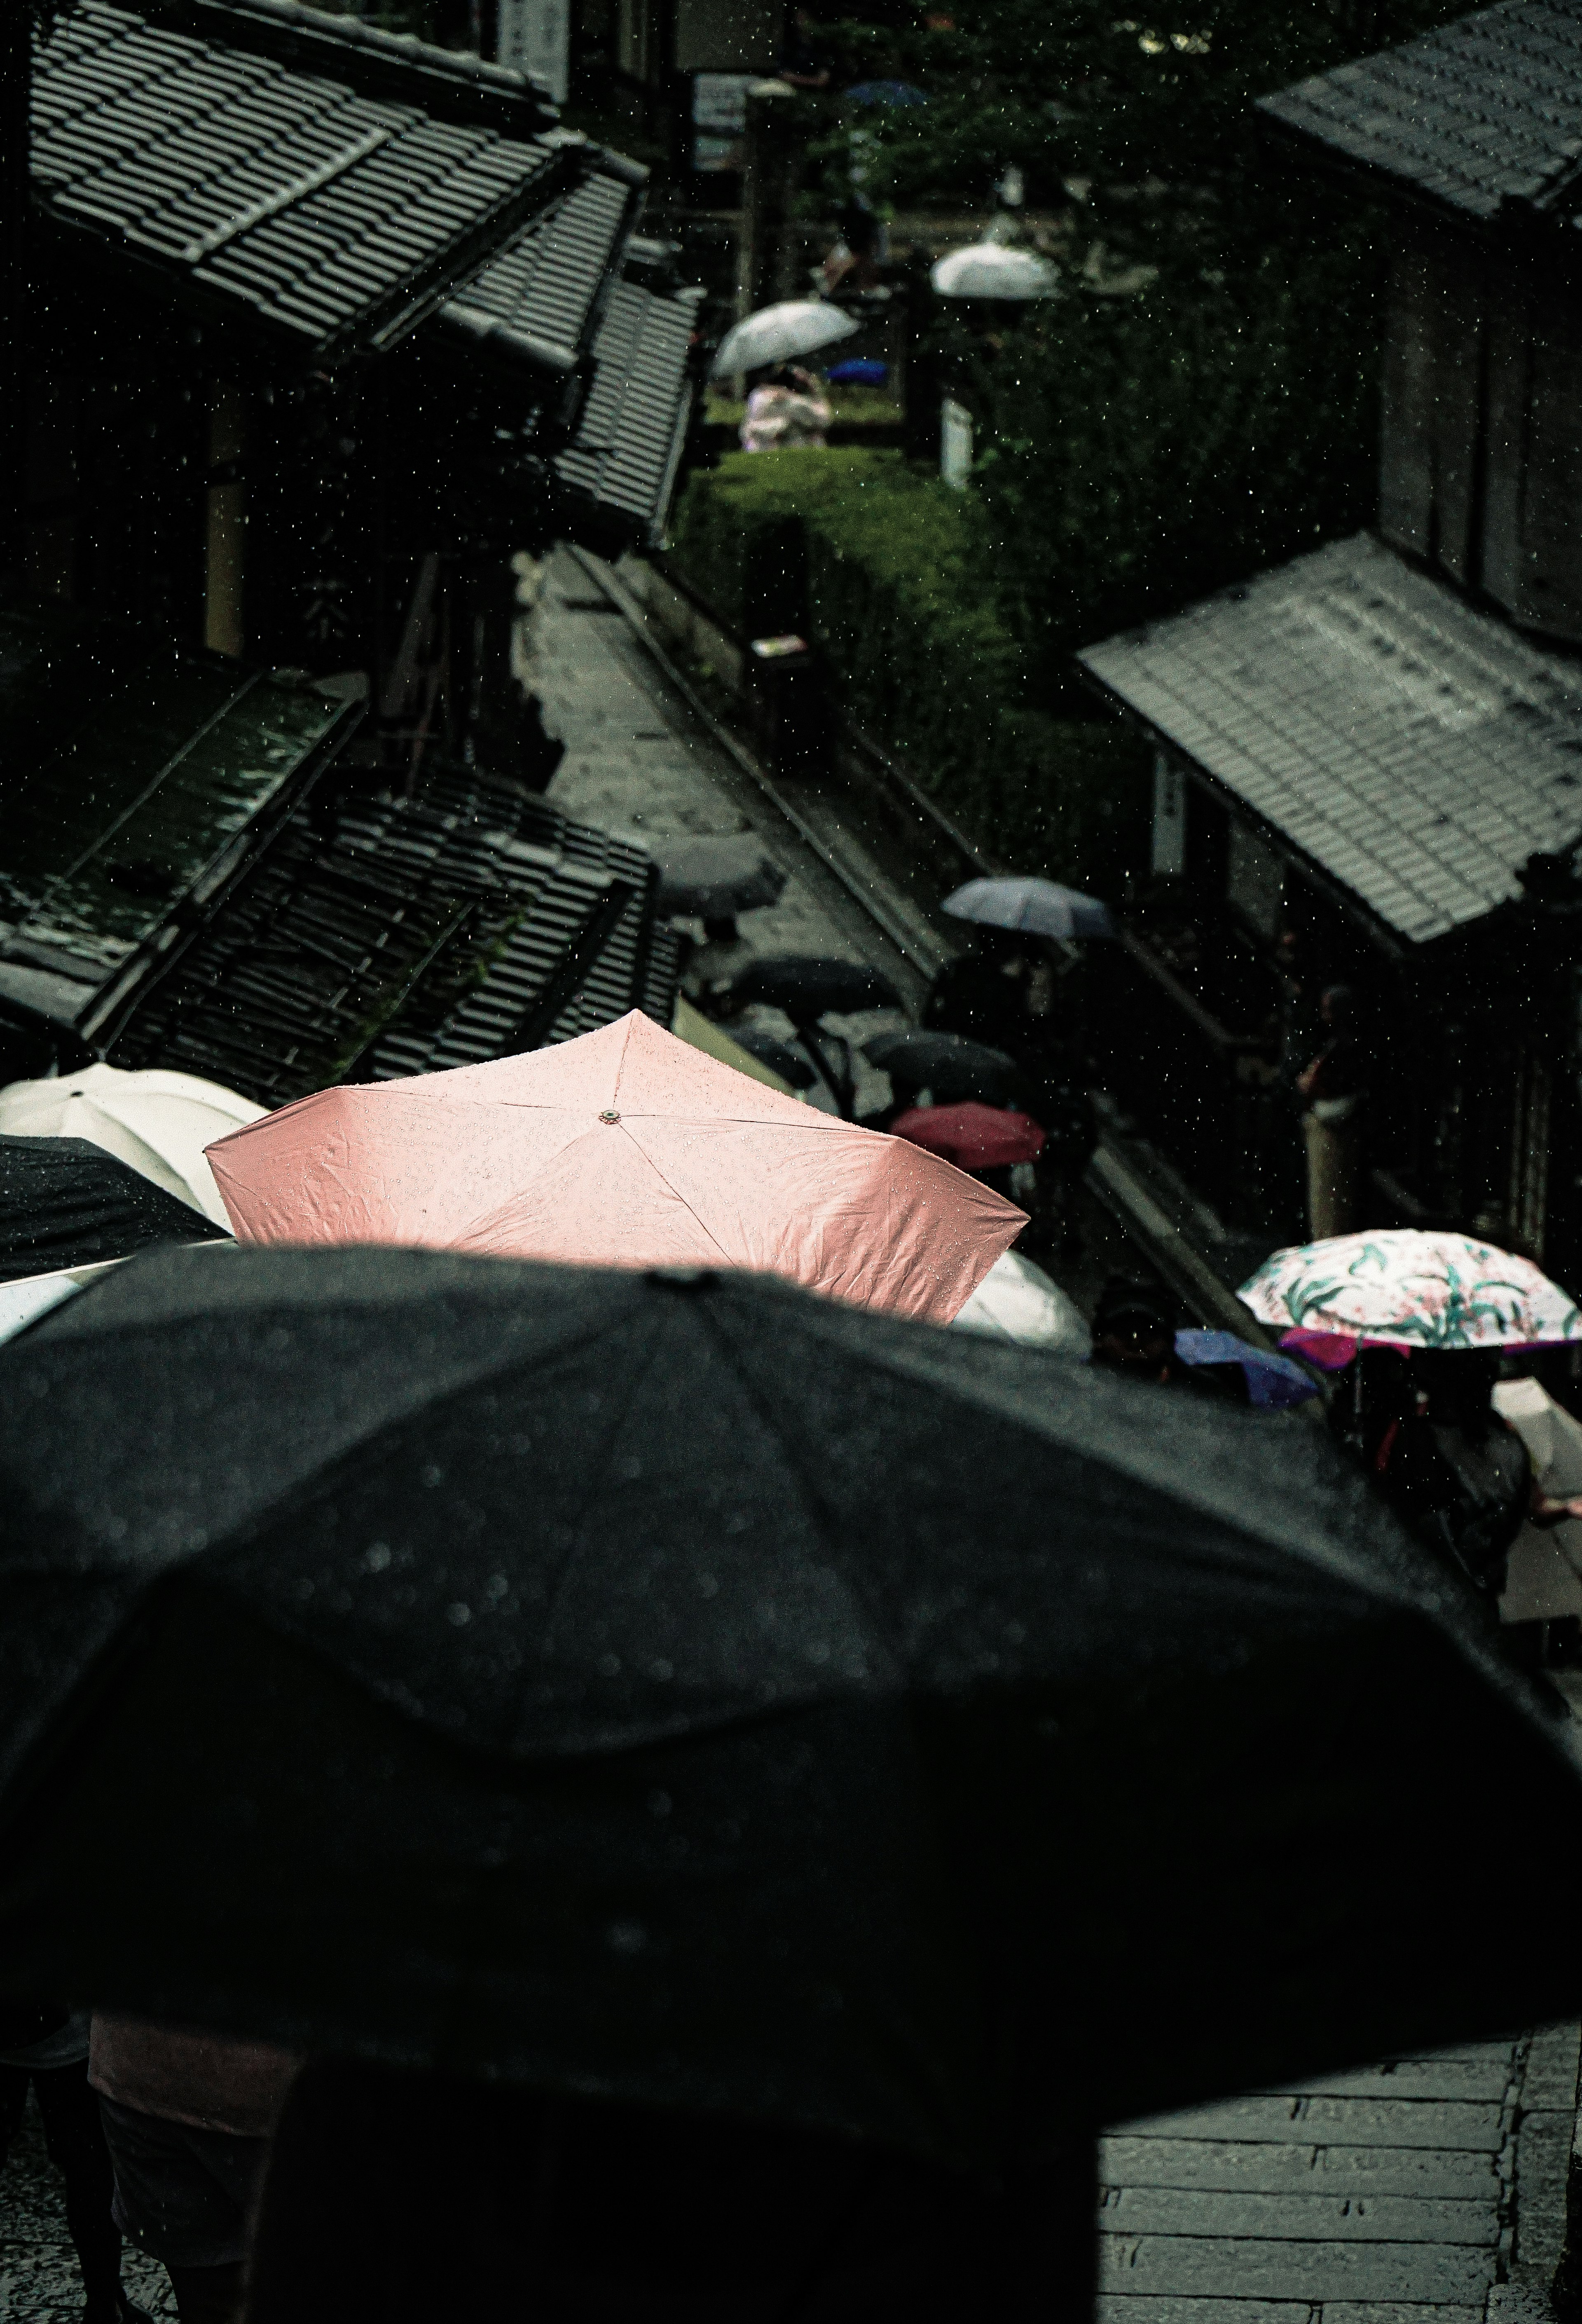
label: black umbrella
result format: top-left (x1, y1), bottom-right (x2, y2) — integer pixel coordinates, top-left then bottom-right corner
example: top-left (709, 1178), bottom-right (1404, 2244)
top-left (719, 1023), bottom-right (817, 1089)
top-left (727, 958), bottom-right (903, 1115)
top-left (861, 1029), bottom-right (1027, 1108)
top-left (729, 956), bottom-right (901, 1018)
top-left (2, 1244), bottom-right (1581, 2173)
top-left (655, 835), bottom-right (789, 919)
top-left (0, 1133), bottom-right (229, 1280)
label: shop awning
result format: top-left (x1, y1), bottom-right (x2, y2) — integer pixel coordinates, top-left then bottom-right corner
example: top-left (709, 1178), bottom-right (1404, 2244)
top-left (1078, 532), bottom-right (1582, 946)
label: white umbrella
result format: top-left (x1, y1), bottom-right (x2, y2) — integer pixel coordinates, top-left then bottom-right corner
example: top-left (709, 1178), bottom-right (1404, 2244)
top-left (943, 876), bottom-right (1115, 940)
top-left (949, 1250), bottom-right (1089, 1352)
top-left (931, 243), bottom-right (1058, 300)
top-left (0, 1063), bottom-right (265, 1226)
top-left (711, 301), bottom-right (859, 379)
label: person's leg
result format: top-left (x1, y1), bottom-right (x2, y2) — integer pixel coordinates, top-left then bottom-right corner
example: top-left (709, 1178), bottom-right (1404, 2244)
top-left (164, 2263), bottom-right (245, 2323)
top-left (97, 2095), bottom-right (268, 2324)
top-left (0, 2062), bottom-right (28, 2159)
top-left (32, 2062), bottom-right (128, 2322)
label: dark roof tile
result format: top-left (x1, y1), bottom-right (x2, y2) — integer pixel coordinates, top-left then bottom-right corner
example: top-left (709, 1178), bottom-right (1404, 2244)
top-left (1259, 0), bottom-right (1582, 219)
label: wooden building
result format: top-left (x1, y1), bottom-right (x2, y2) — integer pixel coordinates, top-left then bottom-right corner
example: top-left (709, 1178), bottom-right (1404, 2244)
top-left (4, 0), bottom-right (694, 1089)
top-left (1078, 0), bottom-right (1582, 1283)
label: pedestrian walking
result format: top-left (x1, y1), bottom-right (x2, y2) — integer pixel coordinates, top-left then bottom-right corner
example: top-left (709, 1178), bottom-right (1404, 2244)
top-left (922, 928), bottom-right (1031, 1054)
top-left (0, 2003), bottom-right (150, 2324)
top-left (740, 364), bottom-right (834, 453)
top-left (1296, 983), bottom-right (1364, 1239)
top-left (1328, 1347), bottom-right (1582, 1599)
top-left (89, 2016), bottom-right (300, 2324)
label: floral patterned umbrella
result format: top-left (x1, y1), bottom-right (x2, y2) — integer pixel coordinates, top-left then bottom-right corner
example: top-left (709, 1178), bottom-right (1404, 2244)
top-left (1238, 1229), bottom-right (1582, 1361)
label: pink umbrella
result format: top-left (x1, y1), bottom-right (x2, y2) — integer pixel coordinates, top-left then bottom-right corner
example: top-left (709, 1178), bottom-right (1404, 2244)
top-left (205, 1011), bottom-right (1024, 1324)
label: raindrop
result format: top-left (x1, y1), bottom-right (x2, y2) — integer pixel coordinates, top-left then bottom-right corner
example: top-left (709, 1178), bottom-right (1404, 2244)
top-left (596, 1652), bottom-right (622, 1677)
top-left (446, 1602), bottom-right (472, 1627)
top-left (420, 1464), bottom-right (445, 1487)
top-left (649, 1658), bottom-right (674, 1681)
top-left (696, 1572), bottom-right (719, 1598)
top-left (484, 1574), bottom-right (508, 1602)
top-left (606, 1920), bottom-right (647, 1956)
top-left (648, 1790), bottom-right (673, 1818)
top-left (294, 1578), bottom-right (314, 1601)
top-left (363, 1542), bottom-right (392, 1573)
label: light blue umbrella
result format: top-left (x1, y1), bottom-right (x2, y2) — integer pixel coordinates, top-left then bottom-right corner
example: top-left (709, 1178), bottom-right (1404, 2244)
top-left (1174, 1330), bottom-right (1320, 1412)
top-left (943, 876), bottom-right (1115, 940)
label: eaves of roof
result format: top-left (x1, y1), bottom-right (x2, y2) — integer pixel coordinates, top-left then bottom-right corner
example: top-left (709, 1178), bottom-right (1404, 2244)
top-left (1256, 0), bottom-right (1582, 230)
top-left (439, 147), bottom-right (646, 385)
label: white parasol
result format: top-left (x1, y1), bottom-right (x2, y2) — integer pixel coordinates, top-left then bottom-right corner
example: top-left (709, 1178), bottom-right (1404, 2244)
top-left (711, 301), bottom-right (859, 379)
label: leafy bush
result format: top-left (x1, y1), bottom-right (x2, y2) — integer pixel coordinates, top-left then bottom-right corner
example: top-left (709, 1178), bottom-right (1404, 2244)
top-left (667, 448), bottom-right (1149, 896)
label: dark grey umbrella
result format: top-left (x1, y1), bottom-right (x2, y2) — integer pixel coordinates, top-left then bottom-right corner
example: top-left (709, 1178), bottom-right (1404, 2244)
top-left (655, 835), bottom-right (789, 919)
top-left (720, 1024), bottom-right (817, 1088)
top-left (729, 956), bottom-right (901, 1018)
top-left (861, 1030), bottom-right (1027, 1108)
top-left (727, 958), bottom-right (904, 1114)
top-left (2, 1243), bottom-right (1581, 2176)
top-left (0, 1133), bottom-right (229, 1280)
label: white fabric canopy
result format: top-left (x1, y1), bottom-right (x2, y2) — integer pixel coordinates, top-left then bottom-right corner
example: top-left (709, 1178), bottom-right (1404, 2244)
top-left (949, 1250), bottom-right (1088, 1352)
top-left (0, 1064), bottom-right (264, 1225)
top-left (711, 301), bottom-right (859, 378)
top-left (931, 243), bottom-right (1058, 300)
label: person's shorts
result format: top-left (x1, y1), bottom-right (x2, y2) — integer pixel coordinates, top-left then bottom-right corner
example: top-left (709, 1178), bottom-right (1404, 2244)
top-left (98, 2094), bottom-right (269, 2269)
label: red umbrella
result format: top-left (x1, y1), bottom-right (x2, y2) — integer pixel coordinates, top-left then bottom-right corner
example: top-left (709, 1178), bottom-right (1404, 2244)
top-left (891, 1103), bottom-right (1046, 1172)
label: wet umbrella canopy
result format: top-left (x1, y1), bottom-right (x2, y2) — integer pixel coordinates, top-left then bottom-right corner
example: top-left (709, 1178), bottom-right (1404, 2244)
top-left (0, 1133), bottom-right (231, 1279)
top-left (2, 1244), bottom-right (1582, 2166)
top-left (861, 1030), bottom-right (1027, 1108)
top-left (729, 956), bottom-right (903, 1017)
top-left (655, 835), bottom-right (789, 920)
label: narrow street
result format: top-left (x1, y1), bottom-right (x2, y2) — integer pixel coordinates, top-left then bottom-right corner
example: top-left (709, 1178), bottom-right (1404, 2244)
top-left (3, 549), bottom-right (1580, 2324)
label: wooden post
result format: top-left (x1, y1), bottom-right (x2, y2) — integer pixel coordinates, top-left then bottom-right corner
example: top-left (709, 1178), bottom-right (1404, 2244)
top-left (734, 79), bottom-right (799, 330)
top-left (1, 8), bottom-right (34, 590)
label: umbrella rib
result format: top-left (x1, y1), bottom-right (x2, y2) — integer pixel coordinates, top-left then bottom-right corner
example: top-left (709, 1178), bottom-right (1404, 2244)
top-left (693, 1297), bottom-right (909, 1672)
top-left (534, 1307), bottom-right (678, 1642)
top-left (609, 1125), bottom-right (738, 1264)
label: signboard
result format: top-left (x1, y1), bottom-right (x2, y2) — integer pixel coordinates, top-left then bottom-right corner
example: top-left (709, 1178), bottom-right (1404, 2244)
top-left (691, 72), bottom-right (753, 172)
top-left (498, 0), bottom-right (568, 104)
top-left (1227, 816), bottom-right (1285, 937)
top-left (940, 398), bottom-right (974, 490)
top-left (1151, 749), bottom-right (1186, 875)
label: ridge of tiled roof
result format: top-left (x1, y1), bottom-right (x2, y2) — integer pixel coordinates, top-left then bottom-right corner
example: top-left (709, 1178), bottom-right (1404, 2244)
top-left (1078, 532), bottom-right (1582, 948)
top-left (32, 0), bottom-right (574, 362)
top-left (133, 0), bottom-right (559, 126)
top-left (1257, 0), bottom-right (1582, 222)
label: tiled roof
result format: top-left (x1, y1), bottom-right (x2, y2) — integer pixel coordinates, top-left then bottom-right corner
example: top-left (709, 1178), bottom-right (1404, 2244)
top-left (112, 768), bottom-right (680, 1105)
top-left (1078, 533), bottom-right (1582, 946)
top-left (1257, 0), bottom-right (1582, 220)
top-left (32, 0), bottom-right (571, 361)
top-left (440, 151), bottom-right (644, 377)
top-left (554, 260), bottom-right (702, 550)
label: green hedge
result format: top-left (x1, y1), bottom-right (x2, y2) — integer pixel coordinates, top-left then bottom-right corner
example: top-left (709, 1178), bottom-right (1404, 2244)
top-left (667, 447), bottom-right (1149, 898)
